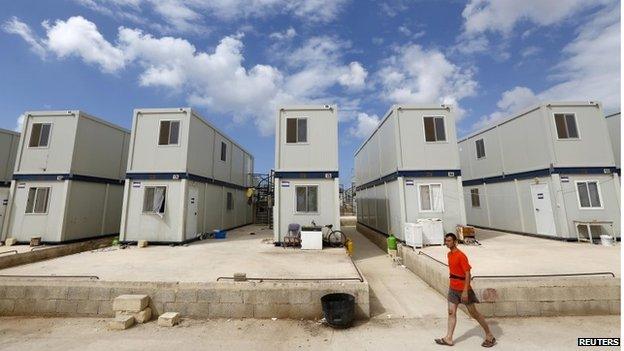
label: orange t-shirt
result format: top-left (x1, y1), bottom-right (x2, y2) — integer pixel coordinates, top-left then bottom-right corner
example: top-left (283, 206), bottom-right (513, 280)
top-left (448, 249), bottom-right (471, 291)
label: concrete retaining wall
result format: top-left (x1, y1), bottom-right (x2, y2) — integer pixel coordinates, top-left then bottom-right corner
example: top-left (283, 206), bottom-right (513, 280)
top-left (0, 279), bottom-right (369, 320)
top-left (356, 223), bottom-right (388, 252)
top-left (398, 244), bottom-right (620, 317)
top-left (0, 236), bottom-right (114, 270)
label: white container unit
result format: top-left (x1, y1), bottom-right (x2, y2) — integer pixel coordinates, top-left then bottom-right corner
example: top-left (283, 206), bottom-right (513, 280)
top-left (1, 111), bottom-right (130, 243)
top-left (354, 105), bottom-right (467, 242)
top-left (0, 128), bottom-right (20, 236)
top-left (119, 108), bottom-right (254, 243)
top-left (273, 105), bottom-right (340, 243)
top-left (403, 223), bottom-right (423, 248)
top-left (460, 102), bottom-right (621, 240)
top-left (606, 112), bottom-right (620, 172)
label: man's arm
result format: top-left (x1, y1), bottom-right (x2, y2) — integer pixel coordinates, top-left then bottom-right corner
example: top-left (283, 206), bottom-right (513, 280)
top-left (461, 270), bottom-right (471, 301)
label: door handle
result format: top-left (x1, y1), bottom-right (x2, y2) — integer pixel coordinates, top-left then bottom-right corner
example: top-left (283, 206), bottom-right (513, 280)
top-left (535, 208), bottom-right (540, 212)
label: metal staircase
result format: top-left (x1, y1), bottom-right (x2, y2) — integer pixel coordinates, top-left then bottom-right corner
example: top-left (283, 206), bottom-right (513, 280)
top-left (253, 171), bottom-right (274, 228)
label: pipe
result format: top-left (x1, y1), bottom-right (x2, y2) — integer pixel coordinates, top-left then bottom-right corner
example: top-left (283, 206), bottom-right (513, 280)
top-left (417, 251), bottom-right (448, 267)
top-left (0, 274), bottom-right (99, 280)
top-left (472, 272), bottom-right (615, 280)
top-left (0, 250), bottom-right (18, 256)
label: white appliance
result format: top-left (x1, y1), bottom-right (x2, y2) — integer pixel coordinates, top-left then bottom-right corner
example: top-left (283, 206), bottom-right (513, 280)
top-left (404, 223), bottom-right (423, 248)
top-left (301, 228), bottom-right (323, 250)
top-left (417, 218), bottom-right (444, 246)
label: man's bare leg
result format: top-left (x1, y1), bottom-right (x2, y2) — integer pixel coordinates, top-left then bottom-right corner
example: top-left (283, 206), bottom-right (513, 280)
top-left (466, 304), bottom-right (494, 341)
top-left (444, 302), bottom-right (459, 344)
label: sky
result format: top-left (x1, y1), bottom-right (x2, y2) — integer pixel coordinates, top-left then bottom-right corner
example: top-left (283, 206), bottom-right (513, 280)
top-left (0, 0), bottom-right (620, 185)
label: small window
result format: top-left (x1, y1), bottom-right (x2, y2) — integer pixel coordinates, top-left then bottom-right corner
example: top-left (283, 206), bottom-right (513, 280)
top-left (295, 185), bottom-right (318, 212)
top-left (25, 187), bottom-right (50, 214)
top-left (158, 120), bottom-right (180, 145)
top-left (554, 113), bottom-right (579, 139)
top-left (28, 123), bottom-right (51, 147)
top-left (221, 141), bottom-right (227, 162)
top-left (418, 184), bottom-right (444, 212)
top-left (423, 117), bottom-right (446, 142)
top-left (226, 192), bottom-right (233, 210)
top-left (143, 186), bottom-right (166, 214)
top-left (475, 139), bottom-right (486, 159)
top-left (286, 118), bottom-right (308, 143)
top-left (471, 188), bottom-right (480, 207)
top-left (576, 181), bottom-right (602, 208)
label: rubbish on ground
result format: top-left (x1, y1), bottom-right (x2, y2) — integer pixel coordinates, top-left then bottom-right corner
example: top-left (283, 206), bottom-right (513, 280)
top-left (158, 312), bottom-right (180, 327)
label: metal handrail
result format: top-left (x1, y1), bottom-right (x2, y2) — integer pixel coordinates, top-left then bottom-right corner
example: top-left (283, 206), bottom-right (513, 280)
top-left (417, 251), bottom-right (448, 267)
top-left (0, 274), bottom-right (100, 280)
top-left (0, 250), bottom-right (18, 256)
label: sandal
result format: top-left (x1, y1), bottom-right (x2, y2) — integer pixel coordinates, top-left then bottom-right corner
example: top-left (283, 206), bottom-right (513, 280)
top-left (482, 337), bottom-right (496, 348)
top-left (435, 338), bottom-right (454, 346)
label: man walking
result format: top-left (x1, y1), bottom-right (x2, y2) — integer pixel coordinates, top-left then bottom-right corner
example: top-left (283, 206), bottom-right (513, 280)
top-left (435, 233), bottom-right (496, 347)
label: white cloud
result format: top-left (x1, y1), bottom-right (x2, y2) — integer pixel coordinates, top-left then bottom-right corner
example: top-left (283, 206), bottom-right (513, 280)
top-left (44, 16), bottom-right (126, 73)
top-left (338, 62), bottom-right (367, 90)
top-left (521, 46), bottom-right (541, 58)
top-left (2, 17), bottom-right (47, 57)
top-left (75, 0), bottom-right (349, 33)
top-left (15, 114), bottom-right (25, 132)
top-left (471, 86), bottom-right (539, 131)
top-left (6, 16), bottom-right (367, 136)
top-left (462, 0), bottom-right (601, 35)
top-left (378, 44), bottom-right (477, 119)
top-left (349, 112), bottom-right (380, 138)
top-left (269, 27), bottom-right (297, 41)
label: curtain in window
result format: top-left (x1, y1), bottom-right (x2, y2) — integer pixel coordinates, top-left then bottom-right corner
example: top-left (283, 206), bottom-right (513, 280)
top-left (307, 186), bottom-right (318, 212)
top-left (419, 185), bottom-right (431, 211)
top-left (431, 184), bottom-right (443, 211)
top-left (588, 182), bottom-right (601, 207)
top-left (153, 187), bottom-right (166, 217)
top-left (296, 186), bottom-right (306, 212)
top-left (577, 182), bottom-right (591, 207)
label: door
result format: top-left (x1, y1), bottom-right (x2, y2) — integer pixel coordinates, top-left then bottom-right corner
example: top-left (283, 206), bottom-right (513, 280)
top-left (530, 183), bottom-right (557, 236)
top-left (186, 186), bottom-right (199, 238)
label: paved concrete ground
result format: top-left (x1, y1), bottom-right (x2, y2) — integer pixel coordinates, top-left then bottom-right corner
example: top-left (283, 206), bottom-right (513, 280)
top-left (345, 225), bottom-right (447, 319)
top-left (0, 225), bottom-right (359, 282)
top-left (420, 228), bottom-right (621, 277)
top-left (0, 315), bottom-right (619, 351)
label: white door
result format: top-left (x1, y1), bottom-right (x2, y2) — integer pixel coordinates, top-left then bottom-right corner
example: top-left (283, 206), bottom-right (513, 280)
top-left (530, 183), bottom-right (557, 236)
top-left (0, 190), bottom-right (8, 235)
top-left (186, 186), bottom-right (199, 239)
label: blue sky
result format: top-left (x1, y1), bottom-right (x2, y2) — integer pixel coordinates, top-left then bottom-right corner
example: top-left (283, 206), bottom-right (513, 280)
top-left (0, 0), bottom-right (620, 184)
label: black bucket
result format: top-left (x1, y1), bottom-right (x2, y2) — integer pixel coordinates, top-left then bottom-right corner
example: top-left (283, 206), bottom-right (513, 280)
top-left (321, 293), bottom-right (355, 328)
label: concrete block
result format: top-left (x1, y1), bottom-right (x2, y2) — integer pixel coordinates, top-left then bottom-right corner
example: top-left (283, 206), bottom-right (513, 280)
top-left (197, 289), bottom-right (217, 302)
top-left (218, 290), bottom-right (243, 304)
top-left (56, 300), bottom-right (78, 315)
top-left (208, 303), bottom-right (253, 318)
top-left (158, 312), bottom-right (180, 327)
top-left (108, 315), bottom-right (135, 330)
top-left (253, 304), bottom-right (291, 319)
top-left (137, 240), bottom-right (148, 248)
top-left (4, 238), bottom-right (17, 246)
top-left (185, 302), bottom-right (210, 317)
top-left (289, 289), bottom-right (312, 304)
top-left (540, 302), bottom-right (559, 317)
top-left (5, 286), bottom-right (26, 299)
top-left (515, 301), bottom-right (541, 317)
top-left (89, 287), bottom-right (111, 301)
top-left (289, 303), bottom-right (323, 320)
top-left (117, 307), bottom-right (152, 323)
top-left (34, 299), bottom-right (58, 314)
top-left (256, 289), bottom-right (289, 304)
top-left (163, 303), bottom-right (189, 316)
top-left (113, 294), bottom-right (150, 312)
top-left (77, 300), bottom-right (100, 315)
top-left (98, 301), bottom-right (113, 316)
top-left (68, 286), bottom-right (90, 300)
top-left (175, 289), bottom-right (197, 303)
top-left (587, 300), bottom-right (611, 315)
top-left (13, 299), bottom-right (36, 315)
top-left (154, 289), bottom-right (176, 303)
top-left (493, 302), bottom-right (517, 317)
top-left (609, 300), bottom-right (621, 315)
top-left (0, 299), bottom-right (15, 314)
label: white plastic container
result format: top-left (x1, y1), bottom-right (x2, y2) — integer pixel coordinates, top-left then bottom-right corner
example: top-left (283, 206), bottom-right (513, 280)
top-left (301, 229), bottom-right (323, 250)
top-left (418, 218), bottom-right (444, 246)
top-left (404, 223), bottom-right (423, 248)
top-left (600, 235), bottom-right (614, 246)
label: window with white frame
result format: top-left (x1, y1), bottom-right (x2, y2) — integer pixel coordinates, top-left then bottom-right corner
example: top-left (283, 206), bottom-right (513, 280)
top-left (470, 188), bottom-right (480, 207)
top-left (25, 187), bottom-right (50, 214)
top-left (143, 186), bottom-right (166, 214)
top-left (286, 118), bottom-right (307, 143)
top-left (576, 181), bottom-right (602, 208)
top-left (295, 185), bottom-right (318, 212)
top-left (423, 116), bottom-right (446, 142)
top-left (220, 141), bottom-right (227, 162)
top-left (418, 184), bottom-right (444, 212)
top-left (29, 123), bottom-right (51, 148)
top-left (158, 120), bottom-right (180, 145)
top-left (554, 113), bottom-right (579, 139)
top-left (475, 139), bottom-right (486, 159)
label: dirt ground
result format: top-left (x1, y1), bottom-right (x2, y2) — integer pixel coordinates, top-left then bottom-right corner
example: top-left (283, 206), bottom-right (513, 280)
top-left (0, 315), bottom-right (619, 351)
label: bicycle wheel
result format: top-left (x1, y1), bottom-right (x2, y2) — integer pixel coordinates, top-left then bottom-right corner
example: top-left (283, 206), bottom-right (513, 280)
top-left (327, 230), bottom-right (346, 247)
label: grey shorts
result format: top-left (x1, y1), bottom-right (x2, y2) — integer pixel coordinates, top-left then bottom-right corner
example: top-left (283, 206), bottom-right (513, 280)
top-left (448, 288), bottom-right (479, 305)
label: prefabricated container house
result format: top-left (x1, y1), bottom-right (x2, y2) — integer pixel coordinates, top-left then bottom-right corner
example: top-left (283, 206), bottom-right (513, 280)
top-left (0, 128), bottom-right (20, 236)
top-left (119, 108), bottom-right (253, 243)
top-left (1, 111), bottom-right (130, 243)
top-left (273, 105), bottom-right (340, 242)
top-left (460, 102), bottom-right (621, 241)
top-left (606, 112), bottom-right (620, 172)
top-left (354, 105), bottom-right (466, 242)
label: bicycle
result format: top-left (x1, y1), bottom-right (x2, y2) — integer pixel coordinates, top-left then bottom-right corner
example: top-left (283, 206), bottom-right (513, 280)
top-left (312, 221), bottom-right (346, 248)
